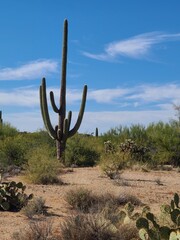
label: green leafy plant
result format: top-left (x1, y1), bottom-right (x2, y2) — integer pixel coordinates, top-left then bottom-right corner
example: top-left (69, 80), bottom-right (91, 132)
top-left (26, 146), bottom-right (62, 185)
top-left (39, 19), bottom-right (87, 162)
top-left (0, 181), bottom-right (33, 211)
top-left (65, 134), bottom-right (100, 167)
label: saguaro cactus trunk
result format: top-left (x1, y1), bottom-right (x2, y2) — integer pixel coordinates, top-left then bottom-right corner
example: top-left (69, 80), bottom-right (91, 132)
top-left (40, 19), bottom-right (87, 162)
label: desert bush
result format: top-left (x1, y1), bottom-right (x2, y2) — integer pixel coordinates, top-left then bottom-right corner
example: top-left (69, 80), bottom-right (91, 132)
top-left (59, 213), bottom-right (119, 240)
top-left (12, 219), bottom-right (57, 240)
top-left (65, 134), bottom-right (100, 167)
top-left (22, 197), bottom-right (47, 219)
top-left (25, 146), bottom-right (62, 184)
top-left (100, 152), bottom-right (126, 179)
top-left (65, 187), bottom-right (142, 216)
top-left (117, 193), bottom-right (142, 206)
top-left (60, 213), bottom-right (139, 240)
top-left (0, 181), bottom-right (33, 211)
top-left (0, 135), bottom-right (27, 166)
top-left (0, 122), bottom-right (19, 139)
top-left (146, 121), bottom-right (180, 166)
top-left (117, 223), bottom-right (138, 240)
top-left (65, 188), bottom-right (97, 213)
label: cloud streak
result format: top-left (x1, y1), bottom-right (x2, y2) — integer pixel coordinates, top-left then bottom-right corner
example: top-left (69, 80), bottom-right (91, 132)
top-left (0, 59), bottom-right (58, 80)
top-left (4, 109), bottom-right (175, 133)
top-left (83, 32), bottom-right (180, 61)
top-left (0, 83), bottom-right (179, 108)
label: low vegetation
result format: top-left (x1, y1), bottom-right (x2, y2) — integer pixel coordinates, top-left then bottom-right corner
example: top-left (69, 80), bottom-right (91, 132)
top-left (0, 117), bottom-right (180, 239)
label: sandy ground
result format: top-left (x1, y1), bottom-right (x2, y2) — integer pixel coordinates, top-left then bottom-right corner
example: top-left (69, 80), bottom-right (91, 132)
top-left (0, 166), bottom-right (179, 240)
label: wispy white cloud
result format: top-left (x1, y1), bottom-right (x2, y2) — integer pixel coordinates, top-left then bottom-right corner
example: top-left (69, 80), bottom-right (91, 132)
top-left (0, 84), bottom-right (179, 107)
top-left (83, 32), bottom-right (180, 61)
top-left (127, 84), bottom-right (180, 102)
top-left (4, 109), bottom-right (175, 133)
top-left (88, 88), bottom-right (132, 103)
top-left (0, 59), bottom-right (58, 80)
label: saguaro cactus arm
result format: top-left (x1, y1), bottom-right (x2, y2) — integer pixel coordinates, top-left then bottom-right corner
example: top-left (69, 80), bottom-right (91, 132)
top-left (0, 111), bottom-right (2, 125)
top-left (50, 91), bottom-right (59, 113)
top-left (68, 84), bottom-right (87, 137)
top-left (40, 78), bottom-right (57, 139)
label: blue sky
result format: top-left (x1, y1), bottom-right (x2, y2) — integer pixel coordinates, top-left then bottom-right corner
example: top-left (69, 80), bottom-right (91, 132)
top-left (0, 0), bottom-right (180, 133)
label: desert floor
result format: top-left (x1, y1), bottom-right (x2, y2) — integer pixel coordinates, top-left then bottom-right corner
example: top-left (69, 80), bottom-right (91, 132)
top-left (0, 166), bottom-right (180, 240)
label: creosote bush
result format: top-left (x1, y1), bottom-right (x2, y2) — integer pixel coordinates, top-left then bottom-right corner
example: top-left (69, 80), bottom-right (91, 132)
top-left (25, 145), bottom-right (62, 185)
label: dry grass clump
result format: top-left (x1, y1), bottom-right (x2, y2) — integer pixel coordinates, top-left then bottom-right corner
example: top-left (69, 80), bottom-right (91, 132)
top-left (59, 213), bottom-right (138, 240)
top-left (117, 223), bottom-right (139, 240)
top-left (22, 197), bottom-right (47, 219)
top-left (59, 213), bottom-right (118, 240)
top-left (117, 192), bottom-right (142, 206)
top-left (12, 219), bottom-right (58, 240)
top-left (64, 188), bottom-right (97, 213)
top-left (65, 188), bottom-right (142, 214)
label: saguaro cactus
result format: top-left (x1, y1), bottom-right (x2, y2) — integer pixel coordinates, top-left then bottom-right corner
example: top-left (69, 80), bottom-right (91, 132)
top-left (0, 111), bottom-right (2, 125)
top-left (40, 19), bottom-right (87, 161)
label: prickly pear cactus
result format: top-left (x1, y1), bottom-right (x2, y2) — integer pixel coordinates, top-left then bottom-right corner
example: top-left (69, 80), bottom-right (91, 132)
top-left (0, 181), bottom-right (33, 211)
top-left (136, 193), bottom-right (180, 240)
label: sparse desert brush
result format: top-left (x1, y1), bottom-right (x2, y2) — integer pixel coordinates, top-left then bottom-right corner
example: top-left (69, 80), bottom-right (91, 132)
top-left (25, 145), bottom-right (63, 185)
top-left (100, 152), bottom-right (126, 179)
top-left (117, 223), bottom-right (139, 240)
top-left (59, 213), bottom-right (118, 240)
top-left (60, 213), bottom-right (139, 240)
top-left (65, 187), bottom-right (142, 216)
top-left (12, 219), bottom-right (57, 240)
top-left (22, 197), bottom-right (47, 219)
top-left (117, 192), bottom-right (142, 206)
top-left (65, 188), bottom-right (97, 213)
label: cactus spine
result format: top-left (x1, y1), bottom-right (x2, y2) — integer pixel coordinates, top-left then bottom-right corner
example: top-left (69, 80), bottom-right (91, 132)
top-left (40, 19), bottom-right (87, 161)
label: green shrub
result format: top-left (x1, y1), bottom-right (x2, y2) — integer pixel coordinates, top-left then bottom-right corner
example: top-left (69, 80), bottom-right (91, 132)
top-left (65, 134), bottom-right (100, 167)
top-left (0, 122), bottom-right (19, 139)
top-left (0, 135), bottom-right (27, 166)
top-left (25, 146), bottom-right (62, 184)
top-left (146, 122), bottom-right (180, 166)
